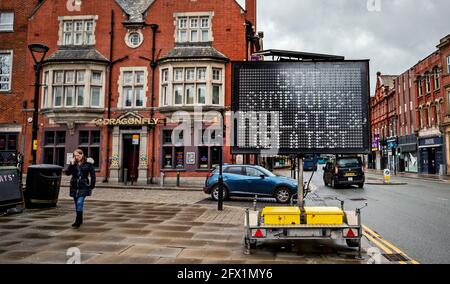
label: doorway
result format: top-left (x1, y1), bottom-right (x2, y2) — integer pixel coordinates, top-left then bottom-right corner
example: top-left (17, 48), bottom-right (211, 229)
top-left (122, 134), bottom-right (140, 183)
top-left (427, 148), bottom-right (437, 175)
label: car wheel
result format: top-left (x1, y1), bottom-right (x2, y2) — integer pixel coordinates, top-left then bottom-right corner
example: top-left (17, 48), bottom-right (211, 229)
top-left (358, 183), bottom-right (364, 189)
top-left (346, 239), bottom-right (360, 248)
top-left (274, 187), bottom-right (292, 204)
top-left (211, 185), bottom-right (228, 201)
top-left (331, 179), bottom-right (338, 189)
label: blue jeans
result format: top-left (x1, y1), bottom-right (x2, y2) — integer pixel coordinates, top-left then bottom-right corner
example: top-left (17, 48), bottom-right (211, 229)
top-left (73, 197), bottom-right (85, 213)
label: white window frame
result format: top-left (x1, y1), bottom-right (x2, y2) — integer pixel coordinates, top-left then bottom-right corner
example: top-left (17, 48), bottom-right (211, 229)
top-left (58, 15), bottom-right (98, 46)
top-left (118, 67), bottom-right (148, 109)
top-left (447, 56), bottom-right (450, 74)
top-left (0, 12), bottom-right (14, 32)
top-left (159, 63), bottom-right (224, 108)
top-left (433, 68), bottom-right (440, 90)
top-left (0, 50), bottom-right (13, 92)
top-left (174, 12), bottom-right (214, 43)
top-left (42, 65), bottom-right (105, 109)
top-left (425, 72), bottom-right (431, 94)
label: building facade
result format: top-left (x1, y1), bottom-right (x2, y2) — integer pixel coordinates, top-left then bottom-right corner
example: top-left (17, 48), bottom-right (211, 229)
top-left (372, 34), bottom-right (450, 175)
top-left (370, 72), bottom-right (398, 171)
top-left (437, 35), bottom-right (450, 176)
top-left (413, 51), bottom-right (446, 175)
top-left (394, 69), bottom-right (419, 173)
top-left (22, 0), bottom-right (261, 185)
top-left (0, 0), bottom-right (40, 166)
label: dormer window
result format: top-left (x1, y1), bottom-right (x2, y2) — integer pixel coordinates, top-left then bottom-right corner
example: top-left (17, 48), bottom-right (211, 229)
top-left (175, 13), bottom-right (213, 43)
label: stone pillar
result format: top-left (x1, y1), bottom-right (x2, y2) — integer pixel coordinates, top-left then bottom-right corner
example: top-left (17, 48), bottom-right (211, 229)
top-left (138, 127), bottom-right (149, 185)
top-left (110, 127), bottom-right (121, 183)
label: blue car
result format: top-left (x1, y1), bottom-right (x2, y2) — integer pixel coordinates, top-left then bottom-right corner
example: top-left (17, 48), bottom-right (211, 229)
top-left (204, 165), bottom-right (298, 204)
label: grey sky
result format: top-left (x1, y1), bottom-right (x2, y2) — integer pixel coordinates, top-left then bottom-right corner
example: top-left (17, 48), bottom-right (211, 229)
top-left (240, 0), bottom-right (450, 94)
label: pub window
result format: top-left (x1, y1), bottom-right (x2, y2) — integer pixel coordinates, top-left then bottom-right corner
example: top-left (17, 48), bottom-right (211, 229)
top-left (163, 147), bottom-right (173, 168)
top-left (162, 130), bottom-right (185, 170)
top-left (163, 130), bottom-right (173, 145)
top-left (175, 15), bottom-right (212, 43)
top-left (49, 69), bottom-right (102, 108)
top-left (175, 147), bottom-right (185, 169)
top-left (78, 130), bottom-right (101, 168)
top-left (121, 68), bottom-right (147, 109)
top-left (44, 131), bottom-right (66, 167)
top-left (198, 147), bottom-right (209, 169)
top-left (160, 65), bottom-right (224, 108)
top-left (61, 18), bottom-right (95, 46)
top-left (211, 147), bottom-right (220, 168)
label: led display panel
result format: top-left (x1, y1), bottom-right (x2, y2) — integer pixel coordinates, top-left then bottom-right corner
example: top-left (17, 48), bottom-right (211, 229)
top-left (232, 61), bottom-right (370, 155)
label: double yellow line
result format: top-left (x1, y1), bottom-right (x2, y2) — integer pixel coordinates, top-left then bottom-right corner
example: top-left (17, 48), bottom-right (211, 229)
top-left (362, 225), bottom-right (420, 264)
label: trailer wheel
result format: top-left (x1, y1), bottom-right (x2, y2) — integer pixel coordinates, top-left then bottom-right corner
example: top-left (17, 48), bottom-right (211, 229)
top-left (244, 237), bottom-right (257, 249)
top-left (346, 239), bottom-right (360, 248)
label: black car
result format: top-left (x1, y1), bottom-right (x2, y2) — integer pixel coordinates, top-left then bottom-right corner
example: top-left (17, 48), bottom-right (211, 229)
top-left (323, 157), bottom-right (365, 189)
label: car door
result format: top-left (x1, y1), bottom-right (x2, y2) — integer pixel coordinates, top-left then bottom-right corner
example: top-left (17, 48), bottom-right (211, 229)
top-left (244, 167), bottom-right (274, 197)
top-left (223, 166), bottom-right (247, 194)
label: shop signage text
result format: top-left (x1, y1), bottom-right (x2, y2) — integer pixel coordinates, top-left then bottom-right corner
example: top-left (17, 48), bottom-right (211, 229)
top-left (93, 118), bottom-right (160, 127)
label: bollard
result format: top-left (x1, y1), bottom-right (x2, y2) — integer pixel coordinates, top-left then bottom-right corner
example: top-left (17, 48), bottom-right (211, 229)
top-left (124, 168), bottom-right (128, 186)
top-left (176, 171), bottom-right (180, 187)
top-left (160, 172), bottom-right (165, 187)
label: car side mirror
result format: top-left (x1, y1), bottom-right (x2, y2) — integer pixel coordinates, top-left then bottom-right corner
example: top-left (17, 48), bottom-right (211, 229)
top-left (260, 175), bottom-right (265, 179)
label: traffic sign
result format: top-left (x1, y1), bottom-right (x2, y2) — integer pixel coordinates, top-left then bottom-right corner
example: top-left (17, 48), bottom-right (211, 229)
top-left (232, 61), bottom-right (370, 155)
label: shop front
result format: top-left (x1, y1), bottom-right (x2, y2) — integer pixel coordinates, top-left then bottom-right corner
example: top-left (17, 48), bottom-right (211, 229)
top-left (397, 135), bottom-right (418, 173)
top-left (419, 136), bottom-right (445, 175)
top-left (387, 137), bottom-right (398, 172)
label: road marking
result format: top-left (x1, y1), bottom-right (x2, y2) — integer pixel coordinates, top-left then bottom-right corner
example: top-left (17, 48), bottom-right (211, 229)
top-left (363, 225), bottom-right (420, 264)
top-left (437, 198), bottom-right (448, 201)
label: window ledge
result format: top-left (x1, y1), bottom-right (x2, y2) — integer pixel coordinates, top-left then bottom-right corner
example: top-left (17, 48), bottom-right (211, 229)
top-left (158, 105), bottom-right (225, 114)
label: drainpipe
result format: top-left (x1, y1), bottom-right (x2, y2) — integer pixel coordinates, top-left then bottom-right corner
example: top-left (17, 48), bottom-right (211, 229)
top-left (149, 24), bottom-right (159, 184)
top-left (104, 9), bottom-right (129, 183)
top-left (103, 10), bottom-right (115, 183)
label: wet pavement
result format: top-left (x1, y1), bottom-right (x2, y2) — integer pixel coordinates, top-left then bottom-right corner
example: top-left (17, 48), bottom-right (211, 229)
top-left (0, 198), bottom-right (371, 264)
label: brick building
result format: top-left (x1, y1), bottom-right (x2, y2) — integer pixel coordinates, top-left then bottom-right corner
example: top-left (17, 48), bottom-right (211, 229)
top-left (0, 0), bottom-right (40, 166)
top-left (22, 0), bottom-right (261, 184)
top-left (371, 34), bottom-right (450, 175)
top-left (370, 72), bottom-right (398, 171)
top-left (412, 50), bottom-right (446, 175)
top-left (437, 35), bottom-right (450, 176)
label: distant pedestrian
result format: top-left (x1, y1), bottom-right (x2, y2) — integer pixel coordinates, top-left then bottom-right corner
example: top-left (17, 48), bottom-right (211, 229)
top-left (65, 149), bottom-right (96, 229)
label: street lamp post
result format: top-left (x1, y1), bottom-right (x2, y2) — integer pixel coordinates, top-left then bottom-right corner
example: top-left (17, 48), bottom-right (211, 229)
top-left (28, 44), bottom-right (49, 165)
top-left (218, 109), bottom-right (225, 211)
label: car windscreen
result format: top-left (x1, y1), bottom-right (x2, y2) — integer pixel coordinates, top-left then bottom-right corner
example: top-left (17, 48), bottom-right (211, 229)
top-left (337, 158), bottom-right (361, 168)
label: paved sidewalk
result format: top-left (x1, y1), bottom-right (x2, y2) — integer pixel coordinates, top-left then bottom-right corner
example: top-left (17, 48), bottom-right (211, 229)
top-left (0, 199), bottom-right (369, 264)
top-left (366, 169), bottom-right (450, 184)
